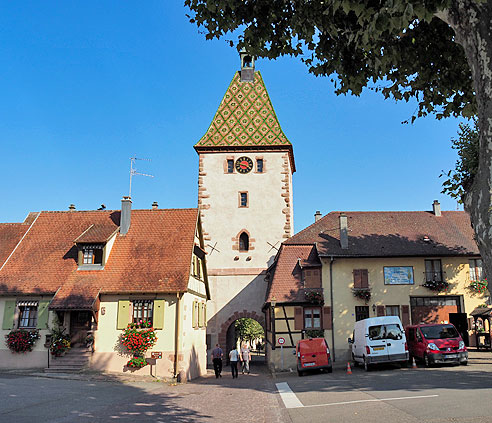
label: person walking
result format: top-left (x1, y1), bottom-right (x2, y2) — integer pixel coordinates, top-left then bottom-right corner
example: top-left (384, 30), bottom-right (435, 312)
top-left (229, 346), bottom-right (240, 379)
top-left (240, 343), bottom-right (251, 374)
top-left (211, 344), bottom-right (223, 378)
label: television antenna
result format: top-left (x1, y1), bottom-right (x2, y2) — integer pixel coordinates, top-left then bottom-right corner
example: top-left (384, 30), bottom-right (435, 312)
top-left (129, 156), bottom-right (154, 198)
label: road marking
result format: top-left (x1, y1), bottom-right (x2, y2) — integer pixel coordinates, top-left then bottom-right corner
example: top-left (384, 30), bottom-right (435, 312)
top-left (275, 382), bottom-right (304, 408)
top-left (303, 394), bottom-right (439, 408)
top-left (275, 382), bottom-right (439, 410)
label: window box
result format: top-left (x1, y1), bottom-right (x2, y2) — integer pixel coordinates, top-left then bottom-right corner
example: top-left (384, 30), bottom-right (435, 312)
top-left (352, 287), bottom-right (371, 302)
top-left (422, 279), bottom-right (449, 292)
top-left (469, 278), bottom-right (488, 294)
top-left (304, 290), bottom-right (324, 305)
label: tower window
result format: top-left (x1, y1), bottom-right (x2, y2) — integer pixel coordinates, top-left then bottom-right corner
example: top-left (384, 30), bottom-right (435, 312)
top-left (227, 159), bottom-right (234, 173)
top-left (239, 232), bottom-right (249, 251)
top-left (239, 192), bottom-right (248, 208)
top-left (256, 159), bottom-right (263, 173)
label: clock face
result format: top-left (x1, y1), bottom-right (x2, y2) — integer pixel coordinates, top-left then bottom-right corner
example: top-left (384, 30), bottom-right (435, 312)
top-left (235, 156), bottom-right (253, 174)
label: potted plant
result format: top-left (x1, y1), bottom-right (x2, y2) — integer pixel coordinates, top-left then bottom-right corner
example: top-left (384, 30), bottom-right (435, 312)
top-left (304, 291), bottom-right (324, 305)
top-left (469, 278), bottom-right (488, 294)
top-left (49, 327), bottom-right (71, 357)
top-left (352, 287), bottom-right (371, 302)
top-left (422, 280), bottom-right (449, 292)
top-left (5, 329), bottom-right (41, 353)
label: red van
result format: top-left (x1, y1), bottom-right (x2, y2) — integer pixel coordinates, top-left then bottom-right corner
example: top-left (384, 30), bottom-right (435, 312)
top-left (296, 338), bottom-right (332, 376)
top-left (405, 323), bottom-right (468, 366)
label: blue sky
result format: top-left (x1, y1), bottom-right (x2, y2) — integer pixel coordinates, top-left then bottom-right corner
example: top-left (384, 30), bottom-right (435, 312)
top-left (0, 2), bottom-right (464, 233)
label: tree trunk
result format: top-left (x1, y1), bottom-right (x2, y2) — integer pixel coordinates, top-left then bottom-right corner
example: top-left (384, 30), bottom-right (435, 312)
top-left (442, 1), bottom-right (492, 297)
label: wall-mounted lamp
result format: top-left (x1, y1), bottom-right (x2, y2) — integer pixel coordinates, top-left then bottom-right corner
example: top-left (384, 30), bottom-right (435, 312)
top-left (271, 296), bottom-right (276, 308)
top-left (372, 304), bottom-right (376, 313)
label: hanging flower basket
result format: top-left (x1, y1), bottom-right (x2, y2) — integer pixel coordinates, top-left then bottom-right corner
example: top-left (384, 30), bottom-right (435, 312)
top-left (352, 288), bottom-right (371, 302)
top-left (304, 291), bottom-right (324, 305)
top-left (5, 329), bottom-right (41, 353)
top-left (121, 322), bottom-right (157, 356)
top-left (422, 280), bottom-right (449, 292)
top-left (126, 356), bottom-right (148, 369)
top-left (469, 279), bottom-right (488, 294)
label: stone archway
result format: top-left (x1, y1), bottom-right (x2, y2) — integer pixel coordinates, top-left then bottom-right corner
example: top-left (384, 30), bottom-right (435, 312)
top-left (218, 310), bottom-right (265, 362)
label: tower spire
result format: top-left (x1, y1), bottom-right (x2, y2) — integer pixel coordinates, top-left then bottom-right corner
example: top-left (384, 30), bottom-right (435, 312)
top-left (239, 48), bottom-right (255, 82)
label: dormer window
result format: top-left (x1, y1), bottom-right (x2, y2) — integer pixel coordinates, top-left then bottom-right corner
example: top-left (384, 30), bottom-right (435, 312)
top-left (82, 245), bottom-right (103, 265)
top-left (74, 223), bottom-right (119, 270)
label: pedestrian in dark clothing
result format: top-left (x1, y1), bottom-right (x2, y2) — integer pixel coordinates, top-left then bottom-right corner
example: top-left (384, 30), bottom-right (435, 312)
top-left (229, 347), bottom-right (239, 379)
top-left (211, 344), bottom-right (223, 378)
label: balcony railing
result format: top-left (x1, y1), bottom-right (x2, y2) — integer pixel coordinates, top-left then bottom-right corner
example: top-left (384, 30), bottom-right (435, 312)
top-left (422, 271), bottom-right (449, 291)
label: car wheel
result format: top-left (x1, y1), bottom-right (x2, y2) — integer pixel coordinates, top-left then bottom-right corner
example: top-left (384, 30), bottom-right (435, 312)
top-left (364, 357), bottom-right (370, 372)
top-left (327, 366), bottom-right (333, 373)
top-left (400, 360), bottom-right (408, 368)
top-left (461, 360), bottom-right (468, 366)
top-left (424, 353), bottom-right (431, 368)
top-left (297, 368), bottom-right (304, 376)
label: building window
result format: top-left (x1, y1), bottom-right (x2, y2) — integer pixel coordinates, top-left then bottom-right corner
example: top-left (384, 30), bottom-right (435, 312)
top-left (353, 269), bottom-right (369, 288)
top-left (469, 258), bottom-right (484, 280)
top-left (256, 159), bottom-right (264, 173)
top-left (239, 232), bottom-right (249, 251)
top-left (192, 255), bottom-right (203, 280)
top-left (227, 159), bottom-right (234, 173)
top-left (386, 305), bottom-right (400, 318)
top-left (132, 300), bottom-right (153, 325)
top-left (424, 259), bottom-right (443, 283)
top-left (192, 301), bottom-right (206, 328)
top-left (18, 302), bottom-right (38, 328)
top-left (239, 192), bottom-right (248, 208)
top-left (355, 306), bottom-right (369, 321)
top-left (82, 245), bottom-right (103, 265)
top-left (304, 307), bottom-right (321, 329)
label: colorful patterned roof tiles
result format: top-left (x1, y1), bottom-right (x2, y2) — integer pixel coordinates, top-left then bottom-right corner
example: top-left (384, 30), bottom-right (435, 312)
top-left (195, 71), bottom-right (292, 149)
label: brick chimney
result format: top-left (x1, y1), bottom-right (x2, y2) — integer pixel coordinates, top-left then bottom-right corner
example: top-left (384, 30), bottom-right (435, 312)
top-left (432, 200), bottom-right (441, 217)
top-left (339, 213), bottom-right (348, 249)
top-left (68, 204), bottom-right (76, 211)
top-left (120, 196), bottom-right (132, 235)
top-left (314, 211), bottom-right (322, 222)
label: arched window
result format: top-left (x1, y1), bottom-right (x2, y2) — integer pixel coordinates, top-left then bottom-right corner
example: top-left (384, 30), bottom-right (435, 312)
top-left (239, 232), bottom-right (249, 251)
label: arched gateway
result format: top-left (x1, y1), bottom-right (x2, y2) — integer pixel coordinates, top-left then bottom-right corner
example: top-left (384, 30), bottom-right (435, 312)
top-left (193, 52), bottom-right (295, 360)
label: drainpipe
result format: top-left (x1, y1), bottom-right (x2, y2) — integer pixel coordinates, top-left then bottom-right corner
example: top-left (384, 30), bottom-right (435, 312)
top-left (174, 292), bottom-right (183, 379)
top-left (330, 256), bottom-right (335, 362)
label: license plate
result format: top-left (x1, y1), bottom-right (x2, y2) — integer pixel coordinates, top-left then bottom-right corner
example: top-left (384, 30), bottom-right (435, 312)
top-left (304, 362), bottom-right (315, 367)
top-left (373, 347), bottom-right (385, 351)
top-left (445, 354), bottom-right (458, 358)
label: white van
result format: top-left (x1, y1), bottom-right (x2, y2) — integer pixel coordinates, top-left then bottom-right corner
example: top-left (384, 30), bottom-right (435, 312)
top-left (349, 316), bottom-right (408, 371)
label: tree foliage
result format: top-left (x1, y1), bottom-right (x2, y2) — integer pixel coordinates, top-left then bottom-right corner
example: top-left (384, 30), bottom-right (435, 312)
top-left (234, 317), bottom-right (264, 344)
top-left (184, 0), bottom-right (475, 122)
top-left (441, 120), bottom-right (479, 202)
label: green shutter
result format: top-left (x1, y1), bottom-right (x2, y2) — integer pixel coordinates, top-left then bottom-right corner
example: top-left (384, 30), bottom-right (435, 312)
top-left (36, 300), bottom-right (50, 329)
top-left (2, 300), bottom-right (16, 330)
top-left (117, 300), bottom-right (131, 330)
top-left (192, 301), bottom-right (197, 328)
top-left (153, 299), bottom-right (165, 330)
top-left (198, 303), bottom-right (203, 327)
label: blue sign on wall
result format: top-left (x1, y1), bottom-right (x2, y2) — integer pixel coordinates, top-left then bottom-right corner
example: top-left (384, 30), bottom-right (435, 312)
top-left (384, 266), bottom-right (414, 285)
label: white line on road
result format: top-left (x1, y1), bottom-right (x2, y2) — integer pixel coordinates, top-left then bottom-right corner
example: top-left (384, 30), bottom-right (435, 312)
top-left (275, 382), bottom-right (439, 410)
top-left (275, 382), bottom-right (304, 408)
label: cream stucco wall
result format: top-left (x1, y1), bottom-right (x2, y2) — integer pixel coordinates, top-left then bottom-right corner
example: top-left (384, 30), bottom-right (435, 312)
top-left (323, 256), bottom-right (487, 361)
top-left (199, 151), bottom-right (293, 349)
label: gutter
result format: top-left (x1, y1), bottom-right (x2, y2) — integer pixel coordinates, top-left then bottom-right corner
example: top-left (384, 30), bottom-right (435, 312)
top-left (174, 292), bottom-right (183, 379)
top-left (329, 256), bottom-right (335, 362)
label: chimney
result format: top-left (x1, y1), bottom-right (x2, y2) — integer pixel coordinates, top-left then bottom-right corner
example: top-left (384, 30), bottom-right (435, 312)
top-left (68, 204), bottom-right (76, 211)
top-left (432, 200), bottom-right (441, 217)
top-left (152, 201), bottom-right (158, 210)
top-left (240, 48), bottom-right (255, 82)
top-left (314, 211), bottom-right (322, 222)
top-left (339, 213), bottom-right (348, 249)
top-left (120, 196), bottom-right (132, 235)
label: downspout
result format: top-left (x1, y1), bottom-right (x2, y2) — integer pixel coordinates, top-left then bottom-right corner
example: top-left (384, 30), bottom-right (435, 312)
top-left (330, 256), bottom-right (335, 362)
top-left (174, 292), bottom-right (183, 379)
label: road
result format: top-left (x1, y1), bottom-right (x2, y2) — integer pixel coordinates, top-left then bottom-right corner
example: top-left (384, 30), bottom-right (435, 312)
top-left (274, 351), bottom-right (492, 423)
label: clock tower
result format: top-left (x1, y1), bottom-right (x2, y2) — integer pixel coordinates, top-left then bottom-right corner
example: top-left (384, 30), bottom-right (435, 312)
top-left (194, 52), bottom-right (295, 354)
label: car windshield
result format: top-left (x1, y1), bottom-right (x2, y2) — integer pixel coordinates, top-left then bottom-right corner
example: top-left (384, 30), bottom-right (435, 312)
top-left (420, 325), bottom-right (459, 339)
top-left (368, 324), bottom-right (403, 340)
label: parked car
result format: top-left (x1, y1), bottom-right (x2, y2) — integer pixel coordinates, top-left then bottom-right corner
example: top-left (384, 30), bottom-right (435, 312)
top-left (349, 316), bottom-right (409, 371)
top-left (405, 323), bottom-right (468, 366)
top-left (295, 337), bottom-right (332, 376)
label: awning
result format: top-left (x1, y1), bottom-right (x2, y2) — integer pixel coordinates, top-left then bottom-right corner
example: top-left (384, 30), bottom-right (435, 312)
top-left (16, 300), bottom-right (39, 307)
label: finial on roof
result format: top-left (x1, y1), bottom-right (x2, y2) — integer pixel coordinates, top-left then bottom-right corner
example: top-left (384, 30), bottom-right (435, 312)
top-left (240, 48), bottom-right (255, 82)
top-left (68, 204), bottom-right (76, 211)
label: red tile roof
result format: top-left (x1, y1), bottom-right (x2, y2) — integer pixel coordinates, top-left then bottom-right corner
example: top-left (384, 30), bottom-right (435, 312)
top-left (74, 223), bottom-right (119, 243)
top-left (0, 223), bottom-right (32, 269)
top-left (265, 244), bottom-right (320, 303)
top-left (286, 211), bottom-right (478, 257)
top-left (0, 208), bottom-right (201, 309)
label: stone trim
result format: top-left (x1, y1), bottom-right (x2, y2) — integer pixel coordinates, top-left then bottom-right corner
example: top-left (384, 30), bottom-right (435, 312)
top-left (217, 310), bottom-right (265, 349)
top-left (281, 153), bottom-right (292, 238)
top-left (223, 156), bottom-right (236, 174)
top-left (232, 229), bottom-right (255, 251)
top-left (238, 191), bottom-right (249, 208)
top-left (254, 156), bottom-right (266, 173)
top-left (207, 268), bottom-right (267, 276)
top-left (198, 154), bottom-right (211, 241)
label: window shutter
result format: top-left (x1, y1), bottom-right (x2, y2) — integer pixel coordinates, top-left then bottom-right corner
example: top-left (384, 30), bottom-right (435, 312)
top-left (192, 301), bottom-right (197, 328)
top-left (376, 305), bottom-right (385, 316)
top-left (198, 303), bottom-right (204, 327)
top-left (322, 306), bottom-right (332, 330)
top-left (294, 307), bottom-right (303, 330)
top-left (204, 303), bottom-right (207, 327)
top-left (36, 300), bottom-right (50, 329)
top-left (153, 299), bottom-right (165, 330)
top-left (353, 270), bottom-right (361, 289)
top-left (467, 317), bottom-right (474, 331)
top-left (117, 300), bottom-right (131, 330)
top-left (2, 300), bottom-right (16, 330)
top-left (401, 305), bottom-right (410, 327)
top-left (360, 270), bottom-right (369, 288)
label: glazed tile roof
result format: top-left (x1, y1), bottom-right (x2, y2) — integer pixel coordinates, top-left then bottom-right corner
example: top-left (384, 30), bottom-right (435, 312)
top-left (194, 71), bottom-right (292, 149)
top-left (0, 208), bottom-right (201, 309)
top-left (286, 211), bottom-right (479, 257)
top-left (265, 244), bottom-right (320, 303)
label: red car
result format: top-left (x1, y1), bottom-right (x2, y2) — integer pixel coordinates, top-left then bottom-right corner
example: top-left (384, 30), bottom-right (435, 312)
top-left (405, 323), bottom-right (468, 367)
top-left (296, 338), bottom-right (333, 376)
